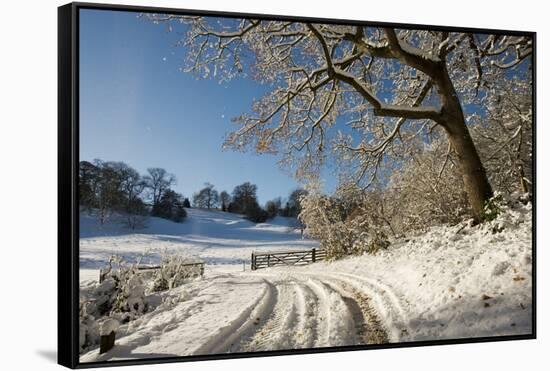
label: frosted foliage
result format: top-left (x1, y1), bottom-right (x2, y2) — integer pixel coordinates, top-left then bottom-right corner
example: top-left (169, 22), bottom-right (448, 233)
top-left (152, 255), bottom-right (203, 292)
top-left (79, 257), bottom-right (148, 352)
top-left (299, 186), bottom-right (389, 259)
top-left (299, 192), bottom-right (352, 259)
top-left (100, 318), bottom-right (120, 336)
top-left (387, 135), bottom-right (470, 233)
top-left (79, 253), bottom-right (196, 353)
top-left (470, 73), bottom-right (533, 195)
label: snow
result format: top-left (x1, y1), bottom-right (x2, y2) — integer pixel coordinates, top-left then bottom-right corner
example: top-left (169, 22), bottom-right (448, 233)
top-left (79, 202), bottom-right (532, 362)
top-left (100, 318), bottom-right (120, 336)
top-left (79, 208), bottom-right (317, 279)
top-left (294, 199), bottom-right (533, 342)
top-left (81, 275), bottom-right (273, 361)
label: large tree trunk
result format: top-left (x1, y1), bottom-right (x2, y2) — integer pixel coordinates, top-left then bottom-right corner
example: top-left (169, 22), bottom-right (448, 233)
top-left (444, 116), bottom-right (493, 223)
top-left (434, 65), bottom-right (493, 223)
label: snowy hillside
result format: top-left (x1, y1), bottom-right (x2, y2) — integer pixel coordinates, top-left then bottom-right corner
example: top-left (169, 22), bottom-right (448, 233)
top-left (295, 200), bottom-right (533, 342)
top-left (80, 202), bottom-right (532, 363)
top-left (80, 208), bottom-right (317, 281)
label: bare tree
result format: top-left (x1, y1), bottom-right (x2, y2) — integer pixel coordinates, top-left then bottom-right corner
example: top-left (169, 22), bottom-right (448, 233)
top-left (149, 16), bottom-right (532, 222)
top-left (143, 168), bottom-right (176, 211)
top-left (265, 197), bottom-right (282, 218)
top-left (471, 71), bottom-right (533, 195)
top-left (92, 160), bottom-right (126, 225)
top-left (79, 160), bottom-right (100, 212)
top-left (193, 182), bottom-right (220, 209)
top-left (219, 190), bottom-right (231, 211)
top-left (286, 188), bottom-right (308, 217)
top-left (116, 163), bottom-right (148, 229)
top-left (229, 182), bottom-right (259, 214)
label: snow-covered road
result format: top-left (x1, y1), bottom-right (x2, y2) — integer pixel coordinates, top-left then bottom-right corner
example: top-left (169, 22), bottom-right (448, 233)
top-left (81, 269), bottom-right (390, 362)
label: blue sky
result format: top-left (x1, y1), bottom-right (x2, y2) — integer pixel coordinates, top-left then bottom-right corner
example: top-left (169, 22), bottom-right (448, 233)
top-left (79, 9), bottom-right (336, 204)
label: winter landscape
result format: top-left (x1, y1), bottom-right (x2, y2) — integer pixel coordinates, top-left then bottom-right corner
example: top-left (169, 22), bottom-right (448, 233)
top-left (78, 9), bottom-right (533, 363)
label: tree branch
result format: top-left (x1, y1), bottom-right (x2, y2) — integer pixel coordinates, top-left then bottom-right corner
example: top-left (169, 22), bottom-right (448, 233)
top-left (309, 24), bottom-right (442, 121)
top-left (384, 28), bottom-right (442, 73)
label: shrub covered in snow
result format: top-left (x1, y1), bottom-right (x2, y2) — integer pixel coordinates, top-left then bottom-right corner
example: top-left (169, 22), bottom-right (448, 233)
top-left (299, 187), bottom-right (390, 260)
top-left (79, 257), bottom-right (148, 352)
top-left (386, 136), bottom-right (471, 233)
top-left (79, 253), bottom-right (201, 353)
top-left (299, 193), bottom-right (347, 259)
top-left (152, 255), bottom-right (203, 292)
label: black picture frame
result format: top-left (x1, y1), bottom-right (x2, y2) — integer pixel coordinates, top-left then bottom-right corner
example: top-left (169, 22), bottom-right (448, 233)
top-left (58, 2), bottom-right (536, 368)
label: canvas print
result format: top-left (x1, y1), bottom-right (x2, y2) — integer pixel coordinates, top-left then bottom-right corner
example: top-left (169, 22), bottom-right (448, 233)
top-left (77, 7), bottom-right (534, 363)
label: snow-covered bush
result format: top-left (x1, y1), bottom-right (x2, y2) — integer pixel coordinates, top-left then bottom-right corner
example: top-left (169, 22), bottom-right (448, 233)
top-left (478, 192), bottom-right (531, 235)
top-left (79, 253), bottom-right (202, 353)
top-left (152, 255), bottom-right (203, 292)
top-left (79, 256), bottom-right (149, 352)
top-left (345, 205), bottom-right (390, 255)
top-left (299, 191), bottom-right (348, 259)
top-left (299, 186), bottom-right (390, 260)
top-left (387, 136), bottom-right (470, 233)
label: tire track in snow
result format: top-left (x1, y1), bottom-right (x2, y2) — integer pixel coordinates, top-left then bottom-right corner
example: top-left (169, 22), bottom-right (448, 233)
top-left (321, 278), bottom-right (388, 345)
top-left (321, 279), bottom-right (370, 345)
top-left (212, 270), bottom-right (392, 351)
top-left (303, 278), bottom-right (331, 347)
top-left (235, 281), bottom-right (300, 352)
top-left (325, 272), bottom-right (410, 341)
top-left (223, 273), bottom-right (322, 351)
top-left (192, 278), bottom-right (277, 355)
top-left (294, 282), bottom-right (319, 348)
top-left (304, 277), bottom-right (356, 347)
top-left (235, 285), bottom-right (295, 352)
top-left (338, 273), bottom-right (407, 320)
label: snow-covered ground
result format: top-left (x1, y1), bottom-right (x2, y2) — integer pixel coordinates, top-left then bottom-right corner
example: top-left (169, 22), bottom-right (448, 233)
top-left (295, 201), bottom-right (533, 342)
top-left (80, 208), bottom-right (317, 282)
top-left (80, 204), bottom-right (532, 363)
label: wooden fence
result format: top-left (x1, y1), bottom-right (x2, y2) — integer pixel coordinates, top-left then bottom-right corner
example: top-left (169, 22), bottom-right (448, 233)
top-left (99, 261), bottom-right (205, 283)
top-left (136, 262), bottom-right (205, 275)
top-left (251, 248), bottom-right (326, 270)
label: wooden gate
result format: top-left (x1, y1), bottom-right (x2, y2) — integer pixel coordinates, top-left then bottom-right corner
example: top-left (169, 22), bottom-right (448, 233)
top-left (251, 248), bottom-right (326, 270)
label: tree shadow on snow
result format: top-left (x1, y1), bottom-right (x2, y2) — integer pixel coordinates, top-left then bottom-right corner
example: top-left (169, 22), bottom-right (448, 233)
top-left (402, 293), bottom-right (533, 342)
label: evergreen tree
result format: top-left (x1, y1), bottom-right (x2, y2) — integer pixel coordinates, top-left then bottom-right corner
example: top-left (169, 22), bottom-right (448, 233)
top-left (156, 189), bottom-right (187, 222)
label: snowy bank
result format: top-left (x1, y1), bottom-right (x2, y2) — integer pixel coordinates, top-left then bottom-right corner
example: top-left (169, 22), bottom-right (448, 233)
top-left (295, 198), bottom-right (533, 342)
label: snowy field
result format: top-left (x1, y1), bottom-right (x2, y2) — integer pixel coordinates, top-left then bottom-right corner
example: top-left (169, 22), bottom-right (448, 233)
top-left (80, 208), bottom-right (318, 281)
top-left (80, 204), bottom-right (532, 362)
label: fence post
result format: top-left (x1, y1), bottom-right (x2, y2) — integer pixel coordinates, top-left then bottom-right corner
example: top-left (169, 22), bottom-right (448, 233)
top-left (312, 248), bottom-right (316, 263)
top-left (251, 252), bottom-right (255, 271)
top-left (99, 331), bottom-right (116, 354)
